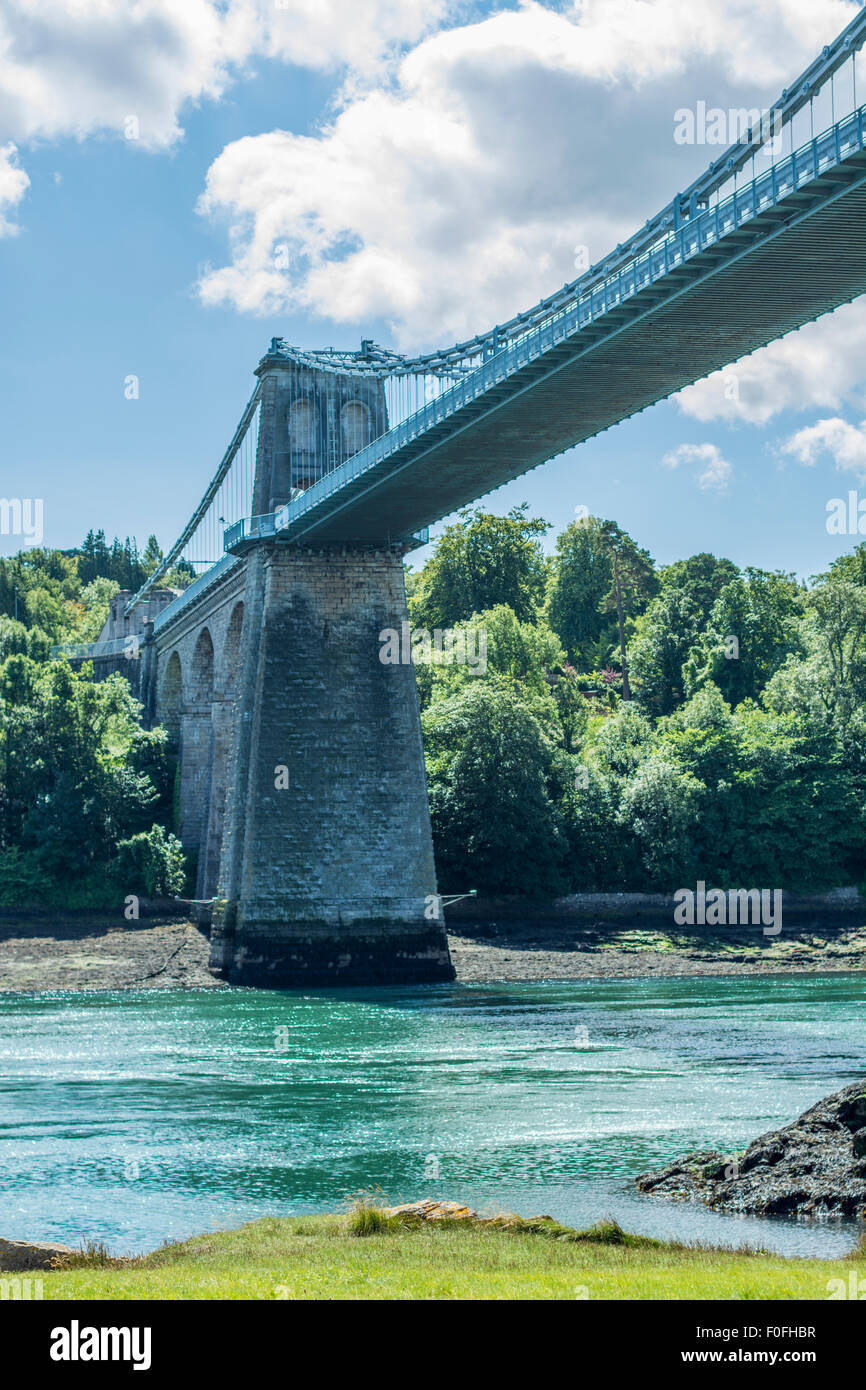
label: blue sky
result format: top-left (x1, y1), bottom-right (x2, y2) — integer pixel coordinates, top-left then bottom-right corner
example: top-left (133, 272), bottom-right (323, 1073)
top-left (1, 0), bottom-right (865, 579)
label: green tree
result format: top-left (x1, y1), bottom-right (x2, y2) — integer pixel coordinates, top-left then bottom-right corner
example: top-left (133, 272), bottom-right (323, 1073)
top-left (629, 588), bottom-right (703, 716)
top-left (764, 576), bottom-right (866, 784)
top-left (807, 578), bottom-right (866, 705)
top-left (684, 570), bottom-right (803, 706)
top-left (410, 506), bottom-right (549, 630)
top-left (826, 541), bottom-right (866, 588)
top-left (653, 684), bottom-right (863, 888)
top-left (617, 754), bottom-right (705, 888)
top-left (112, 824), bottom-right (186, 897)
top-left (594, 521), bottom-right (657, 699)
top-left (546, 517), bottom-right (614, 665)
top-left (0, 655), bottom-right (173, 893)
top-left (0, 616), bottom-right (49, 662)
top-left (658, 553), bottom-right (740, 614)
top-left (551, 664), bottom-right (592, 753)
top-left (73, 577), bottom-right (120, 642)
top-left (143, 534), bottom-right (164, 576)
top-left (629, 554), bottom-right (740, 715)
top-left (422, 678), bottom-right (567, 894)
top-left (78, 529), bottom-right (110, 585)
top-left (417, 604), bottom-right (565, 709)
top-left (560, 760), bottom-right (626, 889)
top-left (585, 700), bottom-right (654, 778)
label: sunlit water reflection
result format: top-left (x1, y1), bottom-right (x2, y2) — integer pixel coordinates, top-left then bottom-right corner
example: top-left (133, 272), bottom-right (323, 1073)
top-left (0, 974), bottom-right (863, 1257)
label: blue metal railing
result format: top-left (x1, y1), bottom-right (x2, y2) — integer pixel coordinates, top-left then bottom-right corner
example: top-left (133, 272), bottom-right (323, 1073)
top-left (223, 517), bottom-right (429, 552)
top-left (152, 553), bottom-right (243, 634)
top-left (156, 517), bottom-right (424, 629)
top-left (257, 7), bottom-right (866, 381)
top-left (223, 514), bottom-right (278, 550)
top-left (246, 103), bottom-right (866, 543)
top-left (51, 636), bottom-right (138, 661)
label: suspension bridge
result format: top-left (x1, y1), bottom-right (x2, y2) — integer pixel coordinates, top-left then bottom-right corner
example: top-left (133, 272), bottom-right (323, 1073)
top-left (62, 10), bottom-right (866, 986)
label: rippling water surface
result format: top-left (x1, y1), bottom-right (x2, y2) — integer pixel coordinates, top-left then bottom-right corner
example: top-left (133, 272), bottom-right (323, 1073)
top-left (1, 974), bottom-right (864, 1257)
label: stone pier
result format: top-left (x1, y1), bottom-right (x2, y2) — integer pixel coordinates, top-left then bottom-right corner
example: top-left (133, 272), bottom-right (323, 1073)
top-left (209, 542), bottom-right (452, 985)
top-left (148, 347), bottom-right (453, 987)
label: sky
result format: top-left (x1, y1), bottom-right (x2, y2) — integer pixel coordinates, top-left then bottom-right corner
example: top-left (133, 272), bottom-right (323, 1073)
top-left (1, 0), bottom-right (866, 578)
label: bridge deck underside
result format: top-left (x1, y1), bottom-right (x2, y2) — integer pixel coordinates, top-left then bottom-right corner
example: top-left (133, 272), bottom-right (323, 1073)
top-left (283, 159), bottom-right (866, 546)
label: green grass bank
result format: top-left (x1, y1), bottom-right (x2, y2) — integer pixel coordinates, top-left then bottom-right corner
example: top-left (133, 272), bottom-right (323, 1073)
top-left (29, 1207), bottom-right (866, 1301)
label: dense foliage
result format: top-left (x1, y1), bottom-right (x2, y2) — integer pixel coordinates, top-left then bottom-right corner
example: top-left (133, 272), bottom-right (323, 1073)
top-left (409, 505), bottom-right (549, 628)
top-left (0, 529), bottom-right (193, 648)
top-left (2, 511), bottom-right (866, 909)
top-left (0, 528), bottom-right (192, 907)
top-left (0, 637), bottom-right (186, 906)
top-left (410, 513), bottom-right (866, 898)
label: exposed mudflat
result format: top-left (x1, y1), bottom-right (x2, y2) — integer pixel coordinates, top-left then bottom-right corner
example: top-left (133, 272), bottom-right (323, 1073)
top-left (1, 916), bottom-right (864, 992)
top-left (447, 922), bottom-right (866, 983)
top-left (0, 919), bottom-right (222, 992)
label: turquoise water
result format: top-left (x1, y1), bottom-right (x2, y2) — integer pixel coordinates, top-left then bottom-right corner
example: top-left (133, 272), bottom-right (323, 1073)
top-left (0, 974), bottom-right (864, 1258)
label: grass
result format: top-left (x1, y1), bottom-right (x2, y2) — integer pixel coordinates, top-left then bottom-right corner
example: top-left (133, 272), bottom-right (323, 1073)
top-left (25, 1204), bottom-right (866, 1301)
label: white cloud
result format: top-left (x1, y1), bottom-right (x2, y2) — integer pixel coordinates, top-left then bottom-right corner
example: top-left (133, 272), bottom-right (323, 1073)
top-left (780, 417), bottom-right (866, 479)
top-left (662, 442), bottom-right (732, 492)
top-left (0, 0), bottom-right (455, 243)
top-left (676, 299), bottom-right (866, 427)
top-left (257, 0), bottom-right (452, 77)
top-left (0, 1), bottom-right (231, 150)
top-left (194, 0), bottom-right (858, 344)
top-left (0, 1), bottom-right (452, 150)
top-left (0, 0), bottom-right (859, 361)
top-left (0, 143), bottom-right (29, 236)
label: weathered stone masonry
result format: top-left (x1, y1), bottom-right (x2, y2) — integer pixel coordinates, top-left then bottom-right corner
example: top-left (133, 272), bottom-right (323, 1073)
top-left (206, 543), bottom-right (451, 985)
top-left (145, 565), bottom-right (247, 905)
top-left (143, 542), bottom-right (451, 986)
top-left (139, 349), bottom-right (453, 987)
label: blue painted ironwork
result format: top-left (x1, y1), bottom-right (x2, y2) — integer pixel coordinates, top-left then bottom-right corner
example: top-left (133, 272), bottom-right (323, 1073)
top-left (257, 102), bottom-right (866, 546)
top-left (124, 389), bottom-right (261, 617)
top-left (262, 5), bottom-right (866, 380)
top-left (51, 636), bottom-right (137, 661)
top-left (129, 8), bottom-right (866, 631)
top-left (223, 514), bottom-right (428, 552)
top-left (151, 553), bottom-right (243, 635)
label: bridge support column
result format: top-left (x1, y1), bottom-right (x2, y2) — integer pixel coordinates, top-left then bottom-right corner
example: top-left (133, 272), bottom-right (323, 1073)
top-left (198, 700), bottom-right (234, 900)
top-left (210, 543), bottom-right (453, 986)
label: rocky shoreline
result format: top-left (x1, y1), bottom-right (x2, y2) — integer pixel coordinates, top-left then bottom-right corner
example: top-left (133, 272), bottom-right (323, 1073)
top-left (635, 1081), bottom-right (866, 1221)
top-left (0, 919), bottom-right (222, 992)
top-left (1, 915), bottom-right (866, 990)
top-left (448, 920), bottom-right (866, 982)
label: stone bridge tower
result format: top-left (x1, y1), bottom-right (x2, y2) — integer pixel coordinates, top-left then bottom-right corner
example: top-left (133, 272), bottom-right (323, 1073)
top-left (153, 346), bottom-right (453, 987)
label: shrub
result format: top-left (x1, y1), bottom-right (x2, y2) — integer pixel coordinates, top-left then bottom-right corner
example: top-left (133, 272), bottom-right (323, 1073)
top-left (111, 824), bottom-right (187, 898)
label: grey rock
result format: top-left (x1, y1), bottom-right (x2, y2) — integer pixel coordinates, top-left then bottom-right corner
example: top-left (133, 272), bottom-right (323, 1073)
top-left (0, 1237), bottom-right (74, 1271)
top-left (635, 1080), bottom-right (866, 1221)
top-left (839, 1094), bottom-right (866, 1132)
